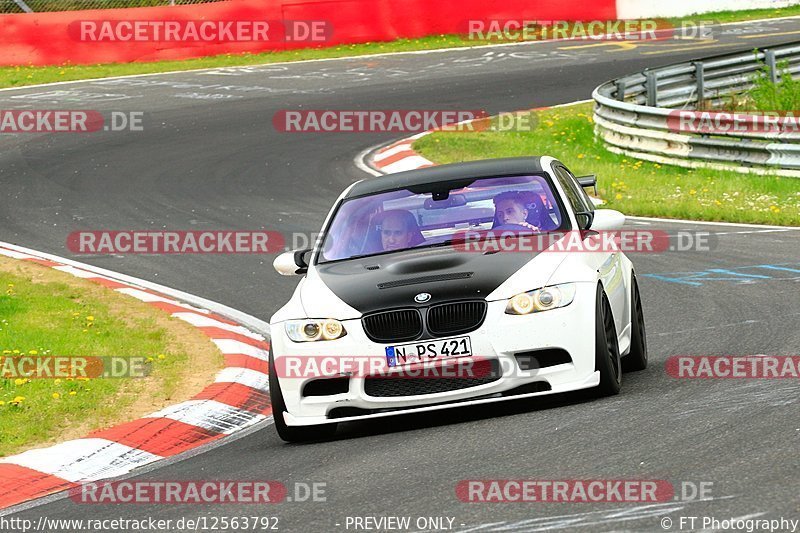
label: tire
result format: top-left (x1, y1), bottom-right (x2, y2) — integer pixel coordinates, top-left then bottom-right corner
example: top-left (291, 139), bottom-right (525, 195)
top-left (595, 285), bottom-right (622, 396)
top-left (269, 351), bottom-right (338, 443)
top-left (622, 274), bottom-right (648, 372)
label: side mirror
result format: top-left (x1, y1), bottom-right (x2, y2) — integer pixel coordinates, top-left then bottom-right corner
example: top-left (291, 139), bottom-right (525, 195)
top-left (590, 209), bottom-right (626, 231)
top-left (273, 249), bottom-right (311, 276)
top-left (575, 211), bottom-right (594, 231)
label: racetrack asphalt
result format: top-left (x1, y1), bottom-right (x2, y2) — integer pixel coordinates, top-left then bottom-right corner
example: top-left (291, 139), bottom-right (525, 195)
top-left (1, 18), bottom-right (799, 532)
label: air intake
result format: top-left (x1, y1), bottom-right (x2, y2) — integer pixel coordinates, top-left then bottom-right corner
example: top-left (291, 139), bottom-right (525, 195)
top-left (377, 272), bottom-right (473, 289)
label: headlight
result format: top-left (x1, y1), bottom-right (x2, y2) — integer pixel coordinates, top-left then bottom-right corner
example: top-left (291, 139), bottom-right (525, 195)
top-left (506, 283), bottom-right (576, 315)
top-left (285, 319), bottom-right (347, 342)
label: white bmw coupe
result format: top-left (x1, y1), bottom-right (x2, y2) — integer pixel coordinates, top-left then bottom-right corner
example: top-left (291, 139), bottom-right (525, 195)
top-left (269, 157), bottom-right (647, 442)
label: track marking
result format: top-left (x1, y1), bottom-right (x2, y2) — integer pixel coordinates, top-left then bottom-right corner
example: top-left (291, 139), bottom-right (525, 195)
top-left (431, 497), bottom-right (736, 532)
top-left (642, 42), bottom-right (742, 55)
top-left (740, 29), bottom-right (800, 39)
top-left (653, 312), bottom-right (800, 336)
top-left (558, 41), bottom-right (640, 52)
top-left (3, 16), bottom-right (800, 94)
top-left (643, 262), bottom-right (800, 286)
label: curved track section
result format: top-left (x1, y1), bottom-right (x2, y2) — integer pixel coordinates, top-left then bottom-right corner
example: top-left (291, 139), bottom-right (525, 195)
top-left (2, 18), bottom-right (799, 531)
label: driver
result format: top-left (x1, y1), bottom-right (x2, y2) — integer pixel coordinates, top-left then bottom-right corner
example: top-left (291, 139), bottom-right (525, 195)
top-left (493, 191), bottom-right (540, 231)
top-left (379, 210), bottom-right (423, 251)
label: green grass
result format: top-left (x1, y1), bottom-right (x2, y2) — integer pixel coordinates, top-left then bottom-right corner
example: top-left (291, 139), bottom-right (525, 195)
top-left (0, 260), bottom-right (199, 456)
top-left (747, 63), bottom-right (800, 111)
top-left (3, 4), bottom-right (800, 89)
top-left (414, 103), bottom-right (800, 226)
top-left (675, 5), bottom-right (800, 24)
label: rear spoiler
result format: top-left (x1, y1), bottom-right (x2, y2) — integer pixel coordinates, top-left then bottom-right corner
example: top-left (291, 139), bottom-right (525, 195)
top-left (577, 175), bottom-right (598, 196)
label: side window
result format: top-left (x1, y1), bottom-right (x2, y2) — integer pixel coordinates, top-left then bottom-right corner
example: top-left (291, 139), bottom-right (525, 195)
top-left (553, 165), bottom-right (591, 214)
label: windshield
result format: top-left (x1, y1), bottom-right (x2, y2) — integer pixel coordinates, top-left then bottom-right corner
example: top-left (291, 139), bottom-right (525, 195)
top-left (317, 174), bottom-right (567, 263)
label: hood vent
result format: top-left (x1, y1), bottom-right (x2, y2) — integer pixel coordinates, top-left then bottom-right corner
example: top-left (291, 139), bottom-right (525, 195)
top-left (377, 272), bottom-right (474, 290)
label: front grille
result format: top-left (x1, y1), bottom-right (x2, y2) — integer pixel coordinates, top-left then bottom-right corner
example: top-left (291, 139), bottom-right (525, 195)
top-left (427, 301), bottom-right (487, 336)
top-left (362, 309), bottom-right (423, 343)
top-left (364, 359), bottom-right (500, 397)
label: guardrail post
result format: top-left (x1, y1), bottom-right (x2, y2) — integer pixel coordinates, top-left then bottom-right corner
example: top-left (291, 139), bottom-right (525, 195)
top-left (693, 62), bottom-right (705, 108)
top-left (645, 70), bottom-right (658, 107)
top-left (765, 49), bottom-right (778, 84)
top-left (614, 79), bottom-right (627, 101)
top-left (12, 0), bottom-right (32, 12)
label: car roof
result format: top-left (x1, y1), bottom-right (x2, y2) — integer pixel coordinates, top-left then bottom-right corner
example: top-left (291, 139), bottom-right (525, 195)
top-left (346, 156), bottom-right (548, 198)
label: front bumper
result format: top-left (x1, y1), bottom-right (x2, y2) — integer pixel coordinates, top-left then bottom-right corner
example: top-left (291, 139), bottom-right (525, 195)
top-left (271, 282), bottom-right (598, 426)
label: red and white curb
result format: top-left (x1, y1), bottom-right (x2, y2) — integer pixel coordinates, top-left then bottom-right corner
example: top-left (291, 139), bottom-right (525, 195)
top-left (0, 241), bottom-right (272, 511)
top-left (369, 132), bottom-right (435, 174)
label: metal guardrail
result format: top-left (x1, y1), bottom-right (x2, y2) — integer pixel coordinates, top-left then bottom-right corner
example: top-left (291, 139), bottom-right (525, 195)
top-left (593, 41), bottom-right (800, 177)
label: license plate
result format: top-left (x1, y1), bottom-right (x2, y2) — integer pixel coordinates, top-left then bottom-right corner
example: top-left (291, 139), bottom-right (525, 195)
top-left (385, 336), bottom-right (472, 368)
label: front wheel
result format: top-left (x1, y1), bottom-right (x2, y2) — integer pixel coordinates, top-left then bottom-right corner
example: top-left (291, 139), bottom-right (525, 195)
top-left (269, 352), bottom-right (338, 443)
top-left (594, 285), bottom-right (622, 396)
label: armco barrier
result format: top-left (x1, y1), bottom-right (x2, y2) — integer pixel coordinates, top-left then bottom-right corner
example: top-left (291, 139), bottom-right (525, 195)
top-left (593, 41), bottom-right (800, 178)
top-left (0, 0), bottom-right (616, 66)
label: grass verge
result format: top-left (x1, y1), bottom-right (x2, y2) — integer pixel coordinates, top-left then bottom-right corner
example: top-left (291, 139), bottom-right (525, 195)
top-left (0, 256), bottom-right (223, 457)
top-left (414, 102), bottom-right (800, 225)
top-left (2, 5), bottom-right (800, 89)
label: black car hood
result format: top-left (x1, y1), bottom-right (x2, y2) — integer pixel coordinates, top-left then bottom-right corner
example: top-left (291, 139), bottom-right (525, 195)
top-left (314, 247), bottom-right (538, 314)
